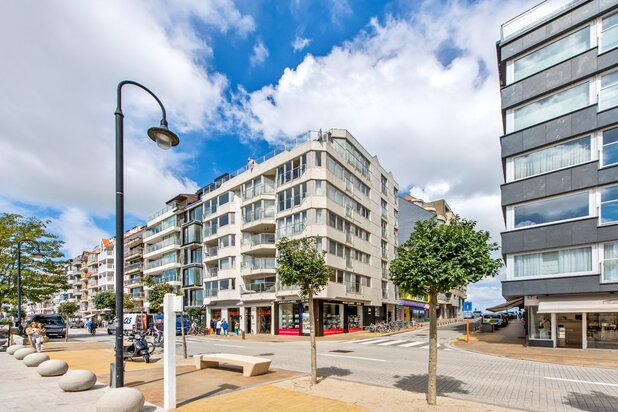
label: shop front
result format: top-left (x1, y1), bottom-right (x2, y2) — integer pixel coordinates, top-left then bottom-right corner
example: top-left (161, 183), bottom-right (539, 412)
top-left (277, 302), bottom-right (302, 336)
top-left (322, 302), bottom-right (344, 335)
top-left (257, 306), bottom-right (272, 334)
top-left (397, 299), bottom-right (429, 323)
top-left (346, 304), bottom-right (363, 332)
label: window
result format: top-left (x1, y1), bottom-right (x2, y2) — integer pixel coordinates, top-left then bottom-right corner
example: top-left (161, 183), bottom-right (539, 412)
top-left (182, 267), bottom-right (202, 287)
top-left (513, 246), bottom-right (592, 278)
top-left (315, 151), bottom-right (322, 167)
top-left (219, 256), bottom-right (235, 270)
top-left (316, 180), bottom-right (322, 196)
top-left (600, 12), bottom-right (618, 53)
top-left (602, 127), bottom-right (618, 167)
top-left (601, 185), bottom-right (618, 224)
top-left (602, 242), bottom-right (618, 282)
top-left (599, 70), bottom-right (618, 111)
top-left (513, 192), bottom-right (589, 228)
top-left (277, 183), bottom-right (307, 211)
top-left (316, 209), bottom-right (322, 224)
top-left (218, 192), bottom-right (230, 206)
top-left (528, 306), bottom-right (552, 340)
top-left (511, 136), bottom-right (591, 181)
top-left (509, 82), bottom-right (591, 132)
top-left (219, 234), bottom-right (235, 248)
top-left (277, 154), bottom-right (307, 185)
top-left (509, 26), bottom-right (591, 84)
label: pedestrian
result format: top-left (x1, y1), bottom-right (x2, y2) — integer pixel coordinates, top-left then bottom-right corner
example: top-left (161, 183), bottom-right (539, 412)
top-left (189, 320), bottom-right (197, 335)
top-left (222, 320), bottom-right (229, 336)
top-left (216, 319), bottom-right (222, 336)
top-left (234, 321), bottom-right (239, 336)
top-left (154, 320), bottom-right (164, 343)
top-left (209, 319), bottom-right (215, 335)
top-left (247, 157), bottom-right (256, 170)
top-left (26, 322), bottom-right (47, 353)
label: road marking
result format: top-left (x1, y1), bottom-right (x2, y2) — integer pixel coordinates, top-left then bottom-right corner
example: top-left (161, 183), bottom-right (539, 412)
top-left (377, 340), bottom-right (408, 346)
top-left (358, 339), bottom-right (390, 345)
top-left (399, 341), bottom-right (425, 347)
top-left (544, 377), bottom-right (618, 387)
top-left (213, 344), bottom-right (245, 348)
top-left (322, 354), bottom-right (387, 362)
top-left (419, 344), bottom-right (441, 349)
top-left (345, 338), bottom-right (381, 344)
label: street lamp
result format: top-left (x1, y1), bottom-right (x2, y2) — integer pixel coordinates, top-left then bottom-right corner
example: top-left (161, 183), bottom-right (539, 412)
top-left (114, 80), bottom-right (179, 388)
top-left (15, 239), bottom-right (43, 333)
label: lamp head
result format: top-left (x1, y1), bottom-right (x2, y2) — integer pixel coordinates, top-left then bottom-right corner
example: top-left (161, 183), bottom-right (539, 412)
top-left (147, 122), bottom-right (180, 150)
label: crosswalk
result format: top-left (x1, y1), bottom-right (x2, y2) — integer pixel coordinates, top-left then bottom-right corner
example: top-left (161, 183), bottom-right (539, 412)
top-left (341, 337), bottom-right (454, 351)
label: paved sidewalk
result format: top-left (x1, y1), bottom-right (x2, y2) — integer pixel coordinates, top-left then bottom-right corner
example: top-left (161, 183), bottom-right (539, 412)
top-left (452, 320), bottom-right (618, 369)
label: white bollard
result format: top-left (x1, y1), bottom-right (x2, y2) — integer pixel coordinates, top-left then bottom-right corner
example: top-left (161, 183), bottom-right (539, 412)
top-left (163, 293), bottom-right (182, 410)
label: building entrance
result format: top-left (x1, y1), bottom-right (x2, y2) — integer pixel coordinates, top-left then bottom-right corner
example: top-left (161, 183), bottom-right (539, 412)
top-left (556, 313), bottom-right (582, 348)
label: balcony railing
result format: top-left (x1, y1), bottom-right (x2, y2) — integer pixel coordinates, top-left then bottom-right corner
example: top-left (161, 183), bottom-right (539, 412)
top-left (276, 222), bottom-right (306, 238)
top-left (204, 288), bottom-right (218, 297)
top-left (241, 282), bottom-right (276, 294)
top-left (500, 0), bottom-right (583, 41)
top-left (382, 289), bottom-right (389, 299)
top-left (145, 257), bottom-right (178, 270)
top-left (129, 292), bottom-right (144, 299)
top-left (243, 209), bottom-right (275, 224)
top-left (382, 267), bottom-right (389, 279)
top-left (147, 204), bottom-right (174, 221)
top-left (205, 246), bottom-right (218, 258)
top-left (276, 282), bottom-right (299, 292)
top-left (146, 237), bottom-right (179, 254)
top-left (207, 267), bottom-right (218, 277)
top-left (152, 271), bottom-right (180, 283)
top-left (241, 233), bottom-right (276, 247)
top-left (382, 248), bottom-right (388, 259)
top-left (345, 282), bottom-right (363, 295)
top-left (124, 276), bottom-right (141, 286)
top-left (144, 218), bottom-right (177, 238)
top-left (124, 247), bottom-right (143, 259)
top-left (243, 182), bottom-right (275, 200)
top-left (277, 164), bottom-right (307, 186)
top-left (125, 262), bottom-right (142, 272)
top-left (241, 258), bottom-right (276, 271)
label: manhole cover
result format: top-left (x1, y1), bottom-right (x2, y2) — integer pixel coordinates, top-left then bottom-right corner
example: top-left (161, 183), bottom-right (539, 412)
top-left (329, 349), bottom-right (353, 353)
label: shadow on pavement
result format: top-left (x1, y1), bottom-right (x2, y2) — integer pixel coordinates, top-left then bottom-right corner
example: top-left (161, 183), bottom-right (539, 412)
top-left (317, 366), bottom-right (352, 381)
top-left (564, 391), bottom-right (618, 412)
top-left (393, 374), bottom-right (469, 396)
top-left (176, 383), bottom-right (240, 407)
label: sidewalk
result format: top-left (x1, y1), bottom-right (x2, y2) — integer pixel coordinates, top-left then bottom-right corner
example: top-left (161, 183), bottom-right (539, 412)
top-left (452, 320), bottom-right (618, 369)
top-left (2, 339), bottom-right (517, 411)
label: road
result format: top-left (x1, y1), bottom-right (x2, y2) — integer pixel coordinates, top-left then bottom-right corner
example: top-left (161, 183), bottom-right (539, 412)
top-left (64, 324), bottom-right (618, 412)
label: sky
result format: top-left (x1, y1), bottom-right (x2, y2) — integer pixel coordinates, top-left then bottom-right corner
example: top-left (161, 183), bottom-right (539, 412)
top-left (0, 0), bottom-right (538, 310)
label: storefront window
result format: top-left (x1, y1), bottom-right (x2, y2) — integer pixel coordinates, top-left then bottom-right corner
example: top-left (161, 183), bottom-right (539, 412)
top-left (528, 306), bottom-right (552, 340)
top-left (278, 303), bottom-right (300, 335)
top-left (587, 312), bottom-right (618, 349)
top-left (258, 306), bottom-right (271, 334)
top-left (323, 303), bottom-right (343, 335)
top-left (211, 309), bottom-right (221, 321)
top-left (348, 305), bottom-right (362, 332)
top-left (228, 308), bottom-right (240, 334)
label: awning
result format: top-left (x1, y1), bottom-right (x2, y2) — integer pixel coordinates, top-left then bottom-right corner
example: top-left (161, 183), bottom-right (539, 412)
top-left (486, 297), bottom-right (524, 312)
top-left (538, 297), bottom-right (618, 314)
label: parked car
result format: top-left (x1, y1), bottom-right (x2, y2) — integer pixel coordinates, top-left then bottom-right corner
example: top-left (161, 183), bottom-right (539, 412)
top-left (482, 312), bottom-right (504, 327)
top-left (69, 320), bottom-right (84, 328)
top-left (472, 310), bottom-right (483, 318)
top-left (107, 318), bottom-right (118, 335)
top-left (463, 311), bottom-right (474, 319)
top-left (27, 314), bottom-right (66, 338)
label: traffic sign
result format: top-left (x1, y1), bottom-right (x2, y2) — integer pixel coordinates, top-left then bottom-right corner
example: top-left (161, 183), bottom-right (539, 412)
top-left (463, 301), bottom-right (473, 311)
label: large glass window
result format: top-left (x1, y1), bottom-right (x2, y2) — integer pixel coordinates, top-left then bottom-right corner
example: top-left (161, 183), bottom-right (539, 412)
top-left (323, 303), bottom-right (343, 334)
top-left (528, 306), bottom-right (552, 340)
top-left (512, 136), bottom-right (591, 180)
top-left (602, 127), bottom-right (618, 167)
top-left (601, 185), bottom-right (618, 224)
top-left (514, 246), bottom-right (592, 278)
top-left (602, 242), bottom-right (618, 282)
top-left (511, 82), bottom-right (590, 132)
top-left (587, 313), bottom-right (618, 349)
top-left (511, 26), bottom-right (590, 83)
top-left (599, 70), bottom-right (618, 111)
top-left (513, 192), bottom-right (589, 228)
top-left (600, 12), bottom-right (618, 53)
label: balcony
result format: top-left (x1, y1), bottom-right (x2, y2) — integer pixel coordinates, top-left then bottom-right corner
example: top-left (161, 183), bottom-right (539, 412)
top-left (129, 292), bottom-right (144, 299)
top-left (382, 289), bottom-right (390, 300)
top-left (500, 0), bottom-right (583, 41)
top-left (241, 258), bottom-right (276, 275)
top-left (124, 247), bottom-right (143, 260)
top-left (240, 282), bottom-right (276, 301)
top-left (144, 237), bottom-right (179, 257)
top-left (143, 257), bottom-right (179, 274)
top-left (241, 233), bottom-right (276, 254)
top-left (382, 248), bottom-right (388, 259)
top-left (382, 267), bottom-right (389, 279)
top-left (277, 164), bottom-right (307, 187)
top-left (147, 204), bottom-right (174, 221)
top-left (275, 282), bottom-right (300, 297)
top-left (345, 282), bottom-right (363, 296)
top-left (151, 271), bottom-right (181, 284)
top-left (204, 288), bottom-right (218, 298)
top-left (204, 247), bottom-right (218, 262)
top-left (276, 222), bottom-right (306, 238)
top-left (207, 267), bottom-right (218, 277)
top-left (125, 262), bottom-right (142, 274)
top-left (124, 276), bottom-right (142, 287)
top-left (243, 182), bottom-right (275, 201)
top-left (242, 209), bottom-right (275, 231)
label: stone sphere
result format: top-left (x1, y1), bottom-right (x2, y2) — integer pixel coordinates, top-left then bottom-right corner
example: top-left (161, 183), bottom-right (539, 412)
top-left (58, 369), bottom-right (97, 392)
top-left (37, 359), bottom-right (69, 377)
top-left (23, 352), bottom-right (50, 367)
top-left (96, 387), bottom-right (145, 412)
top-left (14, 347), bottom-right (36, 360)
top-left (6, 344), bottom-right (26, 355)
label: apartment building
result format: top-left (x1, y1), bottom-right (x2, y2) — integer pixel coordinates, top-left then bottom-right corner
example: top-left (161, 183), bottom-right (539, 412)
top-left (498, 0), bottom-right (618, 350)
top-left (123, 226), bottom-right (146, 311)
top-left (143, 129), bottom-right (399, 336)
top-left (397, 194), bottom-right (466, 321)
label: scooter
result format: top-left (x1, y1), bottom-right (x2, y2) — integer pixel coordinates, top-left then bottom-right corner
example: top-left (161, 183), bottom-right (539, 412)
top-left (123, 332), bottom-right (151, 363)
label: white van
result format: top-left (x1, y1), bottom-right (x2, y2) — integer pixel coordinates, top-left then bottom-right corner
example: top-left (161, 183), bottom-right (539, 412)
top-left (122, 313), bottom-right (152, 333)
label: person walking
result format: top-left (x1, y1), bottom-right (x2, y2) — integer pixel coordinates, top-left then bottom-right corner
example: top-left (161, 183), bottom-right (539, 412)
top-left (154, 320), bottom-right (164, 343)
top-left (222, 320), bottom-right (229, 336)
top-left (215, 319), bottom-right (222, 336)
top-left (234, 321), bottom-right (239, 336)
top-left (26, 322), bottom-right (47, 353)
top-left (209, 319), bottom-right (215, 335)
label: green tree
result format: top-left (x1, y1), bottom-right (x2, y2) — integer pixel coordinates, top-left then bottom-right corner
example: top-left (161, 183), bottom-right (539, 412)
top-left (57, 301), bottom-right (79, 342)
top-left (0, 213), bottom-right (67, 308)
top-left (389, 217), bottom-right (502, 405)
top-left (143, 275), bottom-right (174, 312)
top-left (186, 306), bottom-right (203, 325)
top-left (92, 290), bottom-right (135, 318)
top-left (276, 236), bottom-right (330, 385)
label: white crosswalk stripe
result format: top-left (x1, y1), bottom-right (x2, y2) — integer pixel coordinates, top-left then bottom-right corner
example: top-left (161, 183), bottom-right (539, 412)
top-left (399, 341), bottom-right (426, 348)
top-left (377, 339), bottom-right (408, 346)
top-left (345, 338), bottom-right (451, 350)
top-left (358, 339), bottom-right (391, 345)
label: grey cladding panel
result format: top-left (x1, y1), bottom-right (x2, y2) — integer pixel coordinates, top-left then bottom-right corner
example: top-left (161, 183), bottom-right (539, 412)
top-left (501, 133), bottom-right (524, 158)
top-left (598, 164), bottom-right (618, 184)
top-left (502, 275), bottom-right (618, 300)
top-left (544, 168), bottom-right (572, 193)
top-left (598, 47), bottom-right (618, 71)
top-left (597, 224), bottom-right (618, 242)
top-left (502, 218), bottom-right (599, 254)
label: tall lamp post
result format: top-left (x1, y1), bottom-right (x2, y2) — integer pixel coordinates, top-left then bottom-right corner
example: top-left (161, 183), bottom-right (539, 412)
top-left (114, 81), bottom-right (180, 388)
top-left (15, 239), bottom-right (43, 333)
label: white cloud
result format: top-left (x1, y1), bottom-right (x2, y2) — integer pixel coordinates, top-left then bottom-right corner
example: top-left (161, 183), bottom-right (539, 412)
top-left (292, 36), bottom-right (312, 52)
top-left (250, 40), bottom-right (270, 67)
top-left (327, 0), bottom-right (352, 23)
top-left (49, 208), bottom-right (109, 257)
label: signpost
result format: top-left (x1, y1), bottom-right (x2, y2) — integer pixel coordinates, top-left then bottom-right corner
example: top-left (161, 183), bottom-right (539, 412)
top-left (463, 301), bottom-right (473, 343)
top-left (163, 293), bottom-right (182, 410)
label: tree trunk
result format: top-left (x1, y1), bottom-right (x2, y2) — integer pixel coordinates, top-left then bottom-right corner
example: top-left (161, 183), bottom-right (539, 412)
top-left (65, 318), bottom-right (69, 342)
top-left (181, 312), bottom-right (187, 359)
top-left (308, 291), bottom-right (318, 385)
top-left (427, 290), bottom-right (438, 405)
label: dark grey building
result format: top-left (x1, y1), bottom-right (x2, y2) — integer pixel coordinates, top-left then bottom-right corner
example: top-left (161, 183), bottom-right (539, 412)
top-left (498, 0), bottom-right (618, 349)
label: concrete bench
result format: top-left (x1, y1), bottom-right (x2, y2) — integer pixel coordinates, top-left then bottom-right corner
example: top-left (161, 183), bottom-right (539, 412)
top-left (194, 353), bottom-right (271, 377)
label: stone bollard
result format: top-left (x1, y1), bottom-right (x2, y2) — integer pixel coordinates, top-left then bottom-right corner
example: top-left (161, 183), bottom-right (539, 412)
top-left (6, 344), bottom-right (26, 355)
top-left (96, 387), bottom-right (145, 412)
top-left (58, 370), bottom-right (97, 392)
top-left (14, 347), bottom-right (36, 360)
top-left (37, 359), bottom-right (69, 377)
top-left (23, 352), bottom-right (50, 367)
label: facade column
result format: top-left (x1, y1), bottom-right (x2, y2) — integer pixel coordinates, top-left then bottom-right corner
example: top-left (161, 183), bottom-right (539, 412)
top-left (551, 313), bottom-right (557, 348)
top-left (582, 312), bottom-right (587, 350)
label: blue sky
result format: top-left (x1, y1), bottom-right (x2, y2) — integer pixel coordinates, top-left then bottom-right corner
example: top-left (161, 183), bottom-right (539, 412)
top-left (0, 0), bottom-right (536, 310)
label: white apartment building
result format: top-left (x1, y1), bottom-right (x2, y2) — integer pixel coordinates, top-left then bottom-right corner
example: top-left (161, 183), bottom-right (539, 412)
top-left (145, 129), bottom-right (399, 336)
top-left (123, 226), bottom-right (145, 311)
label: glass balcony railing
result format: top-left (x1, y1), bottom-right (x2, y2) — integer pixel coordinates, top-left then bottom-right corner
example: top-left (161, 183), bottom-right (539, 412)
top-left (241, 233), bottom-right (276, 247)
top-left (345, 282), bottom-right (363, 295)
top-left (241, 282), bottom-right (276, 294)
top-left (243, 182), bottom-right (275, 200)
top-left (207, 267), bottom-right (218, 277)
top-left (147, 204), bottom-right (174, 221)
top-left (243, 209), bottom-right (276, 224)
top-left (145, 256), bottom-right (178, 270)
top-left (204, 288), bottom-right (218, 297)
top-left (146, 237), bottom-right (179, 254)
top-left (277, 164), bottom-right (307, 186)
top-left (125, 262), bottom-right (142, 272)
top-left (276, 222), bottom-right (306, 238)
top-left (241, 258), bottom-right (276, 271)
top-left (205, 247), bottom-right (218, 258)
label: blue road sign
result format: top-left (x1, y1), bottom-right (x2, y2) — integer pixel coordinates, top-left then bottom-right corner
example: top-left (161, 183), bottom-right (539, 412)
top-left (463, 301), bottom-right (473, 311)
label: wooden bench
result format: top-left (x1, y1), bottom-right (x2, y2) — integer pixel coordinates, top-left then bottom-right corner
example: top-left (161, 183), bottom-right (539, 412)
top-left (194, 353), bottom-right (272, 377)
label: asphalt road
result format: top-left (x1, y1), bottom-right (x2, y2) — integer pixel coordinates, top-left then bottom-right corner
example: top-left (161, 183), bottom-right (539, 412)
top-left (65, 324), bottom-right (618, 412)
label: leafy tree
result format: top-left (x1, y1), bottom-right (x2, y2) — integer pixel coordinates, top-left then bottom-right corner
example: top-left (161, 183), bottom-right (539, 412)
top-left (389, 217), bottom-right (502, 405)
top-left (0, 213), bottom-right (67, 309)
top-left (186, 306), bottom-right (203, 324)
top-left (58, 301), bottom-right (79, 342)
top-left (92, 290), bottom-right (134, 318)
top-left (276, 236), bottom-right (330, 385)
top-left (143, 275), bottom-right (174, 312)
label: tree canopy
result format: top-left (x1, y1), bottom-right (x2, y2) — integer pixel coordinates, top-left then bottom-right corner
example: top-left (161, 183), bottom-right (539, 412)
top-left (57, 301), bottom-right (79, 319)
top-left (276, 236), bottom-right (331, 297)
top-left (0, 213), bottom-right (67, 305)
top-left (92, 290), bottom-right (135, 317)
top-left (389, 217), bottom-right (502, 296)
top-left (143, 275), bottom-right (175, 312)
